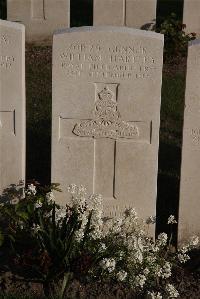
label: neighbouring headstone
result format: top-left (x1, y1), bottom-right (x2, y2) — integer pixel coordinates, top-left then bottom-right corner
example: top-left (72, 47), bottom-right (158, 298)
top-left (179, 39), bottom-right (200, 243)
top-left (183, 0), bottom-right (200, 35)
top-left (93, 0), bottom-right (157, 30)
top-left (52, 27), bottom-right (163, 220)
top-left (0, 19), bottom-right (25, 197)
top-left (7, 0), bottom-right (70, 42)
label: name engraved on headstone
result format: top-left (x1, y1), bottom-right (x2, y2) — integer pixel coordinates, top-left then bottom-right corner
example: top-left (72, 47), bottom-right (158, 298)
top-left (0, 35), bottom-right (9, 44)
top-left (59, 43), bottom-right (156, 80)
top-left (190, 128), bottom-right (200, 144)
top-left (0, 55), bottom-right (15, 69)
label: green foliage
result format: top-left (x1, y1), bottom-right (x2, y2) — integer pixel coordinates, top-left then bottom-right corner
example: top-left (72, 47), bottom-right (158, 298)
top-left (161, 73), bottom-right (185, 123)
top-left (0, 184), bottom-right (198, 298)
top-left (156, 13), bottom-right (196, 60)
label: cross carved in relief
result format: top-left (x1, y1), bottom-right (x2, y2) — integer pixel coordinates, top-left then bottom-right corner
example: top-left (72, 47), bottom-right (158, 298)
top-left (60, 82), bottom-right (151, 200)
top-left (31, 0), bottom-right (46, 20)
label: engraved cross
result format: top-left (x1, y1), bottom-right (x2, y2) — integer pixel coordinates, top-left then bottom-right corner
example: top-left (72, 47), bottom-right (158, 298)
top-left (60, 83), bottom-right (151, 200)
top-left (31, 0), bottom-right (46, 20)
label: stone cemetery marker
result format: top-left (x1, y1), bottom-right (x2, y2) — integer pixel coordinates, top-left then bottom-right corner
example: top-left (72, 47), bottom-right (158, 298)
top-left (93, 0), bottom-right (157, 30)
top-left (7, 0), bottom-right (70, 42)
top-left (52, 27), bottom-right (163, 219)
top-left (0, 20), bottom-right (25, 196)
top-left (179, 40), bottom-right (200, 243)
top-left (183, 0), bottom-right (200, 35)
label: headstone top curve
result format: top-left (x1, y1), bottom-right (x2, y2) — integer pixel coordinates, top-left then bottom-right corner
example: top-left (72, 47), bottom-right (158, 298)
top-left (189, 39), bottom-right (200, 47)
top-left (0, 19), bottom-right (25, 31)
top-left (54, 26), bottom-right (164, 41)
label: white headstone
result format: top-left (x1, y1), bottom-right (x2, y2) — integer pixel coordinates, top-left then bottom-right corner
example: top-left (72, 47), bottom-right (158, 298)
top-left (183, 0), bottom-right (200, 35)
top-left (52, 26), bottom-right (163, 220)
top-left (7, 0), bottom-right (70, 42)
top-left (93, 0), bottom-right (157, 30)
top-left (0, 19), bottom-right (25, 195)
top-left (179, 39), bottom-right (200, 243)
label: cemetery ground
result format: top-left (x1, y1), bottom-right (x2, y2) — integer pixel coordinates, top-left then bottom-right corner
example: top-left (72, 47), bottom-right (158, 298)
top-left (0, 43), bottom-right (196, 298)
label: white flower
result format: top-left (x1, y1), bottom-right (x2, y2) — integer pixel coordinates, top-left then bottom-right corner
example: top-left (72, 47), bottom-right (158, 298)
top-left (157, 233), bottom-right (168, 246)
top-left (146, 254), bottom-right (156, 264)
top-left (146, 216), bottom-right (156, 225)
top-left (46, 191), bottom-right (55, 202)
top-left (143, 268), bottom-right (150, 276)
top-left (100, 258), bottom-right (116, 273)
top-left (75, 213), bottom-right (88, 242)
top-left (179, 246), bottom-right (189, 254)
top-left (127, 208), bottom-right (138, 220)
top-left (88, 194), bottom-right (102, 211)
top-left (167, 215), bottom-right (177, 225)
top-left (113, 218), bottom-right (123, 231)
top-left (69, 185), bottom-right (87, 211)
top-left (148, 291), bottom-right (162, 299)
top-left (116, 270), bottom-right (127, 281)
top-left (99, 243), bottom-right (107, 251)
top-left (156, 262), bottom-right (171, 279)
top-left (32, 224), bottom-right (41, 233)
top-left (55, 207), bottom-right (66, 223)
top-left (133, 249), bottom-right (143, 263)
top-left (135, 274), bottom-right (146, 288)
top-left (75, 229), bottom-right (85, 242)
top-left (19, 221), bottom-right (24, 230)
top-left (166, 284), bottom-right (179, 298)
top-left (68, 184), bottom-right (86, 196)
top-left (189, 235), bottom-right (199, 247)
top-left (89, 204), bottom-right (103, 240)
top-left (177, 253), bottom-right (190, 263)
top-left (118, 251), bottom-right (124, 260)
top-left (35, 201), bottom-right (42, 208)
top-left (26, 184), bottom-right (36, 196)
top-left (67, 183), bottom-right (77, 194)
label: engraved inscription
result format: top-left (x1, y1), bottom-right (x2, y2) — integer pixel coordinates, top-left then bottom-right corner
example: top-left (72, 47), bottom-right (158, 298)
top-left (0, 55), bottom-right (15, 69)
top-left (0, 35), bottom-right (9, 45)
top-left (59, 43), bottom-right (156, 80)
top-left (191, 128), bottom-right (200, 144)
top-left (73, 84), bottom-right (139, 139)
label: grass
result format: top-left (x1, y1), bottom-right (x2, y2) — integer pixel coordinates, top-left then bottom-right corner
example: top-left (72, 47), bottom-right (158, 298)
top-left (161, 72), bottom-right (185, 124)
top-left (26, 45), bottom-right (52, 185)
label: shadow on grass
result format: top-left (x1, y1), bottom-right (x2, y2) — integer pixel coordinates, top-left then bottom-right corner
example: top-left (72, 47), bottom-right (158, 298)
top-left (26, 45), bottom-right (52, 186)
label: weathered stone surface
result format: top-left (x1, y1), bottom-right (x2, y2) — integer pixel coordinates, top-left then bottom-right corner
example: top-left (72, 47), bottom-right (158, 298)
top-left (52, 27), bottom-right (163, 220)
top-left (7, 0), bottom-right (70, 42)
top-left (179, 39), bottom-right (200, 243)
top-left (93, 0), bottom-right (156, 30)
top-left (93, 0), bottom-right (125, 26)
top-left (183, 0), bottom-right (200, 35)
top-left (0, 20), bottom-right (25, 197)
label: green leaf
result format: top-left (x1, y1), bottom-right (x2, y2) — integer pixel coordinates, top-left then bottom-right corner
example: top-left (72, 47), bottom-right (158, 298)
top-left (0, 230), bottom-right (4, 247)
top-left (16, 211), bottom-right (29, 221)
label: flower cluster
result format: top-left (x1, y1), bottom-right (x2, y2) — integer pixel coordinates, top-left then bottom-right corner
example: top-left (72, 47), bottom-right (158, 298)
top-left (177, 235), bottom-right (199, 264)
top-left (2, 184), bottom-right (198, 299)
top-left (26, 184), bottom-right (37, 196)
